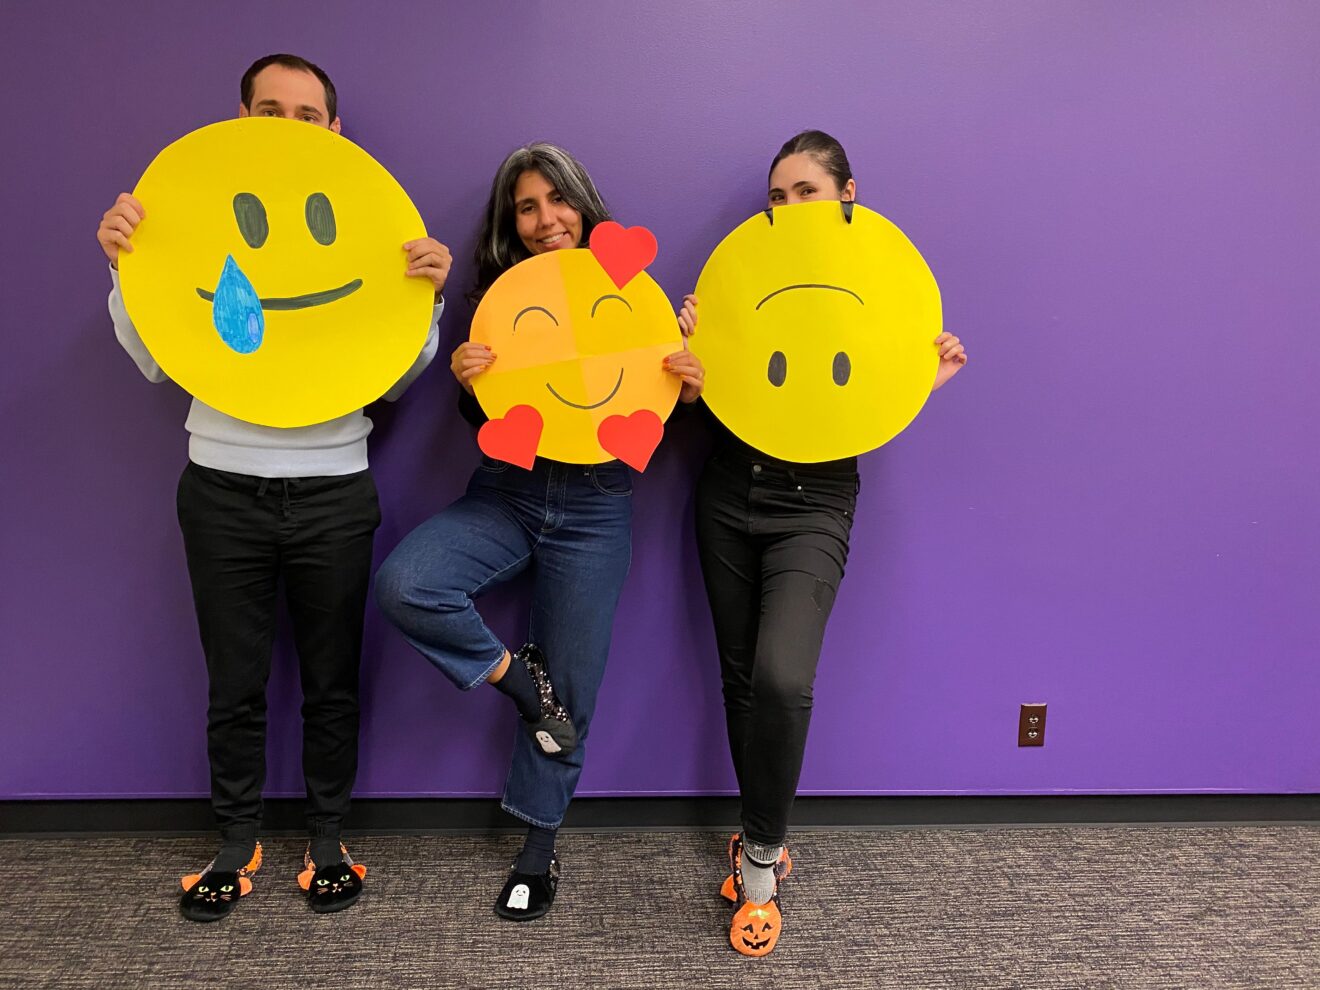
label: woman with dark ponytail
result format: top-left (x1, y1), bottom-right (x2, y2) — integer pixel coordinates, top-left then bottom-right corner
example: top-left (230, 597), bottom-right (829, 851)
top-left (691, 130), bottom-right (967, 956)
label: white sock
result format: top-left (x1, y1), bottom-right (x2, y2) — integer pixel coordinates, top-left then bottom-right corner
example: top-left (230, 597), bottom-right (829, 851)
top-left (741, 837), bottom-right (782, 905)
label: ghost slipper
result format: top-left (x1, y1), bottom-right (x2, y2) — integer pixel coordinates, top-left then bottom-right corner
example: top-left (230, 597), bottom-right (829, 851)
top-left (297, 845), bottom-right (367, 914)
top-left (727, 836), bottom-right (784, 957)
top-left (514, 644), bottom-right (578, 758)
top-left (494, 856), bottom-right (560, 922)
top-left (720, 833), bottom-right (792, 902)
top-left (178, 842), bottom-right (263, 923)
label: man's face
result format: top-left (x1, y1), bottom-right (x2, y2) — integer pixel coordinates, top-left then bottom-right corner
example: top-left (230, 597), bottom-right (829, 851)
top-left (239, 64), bottom-right (340, 133)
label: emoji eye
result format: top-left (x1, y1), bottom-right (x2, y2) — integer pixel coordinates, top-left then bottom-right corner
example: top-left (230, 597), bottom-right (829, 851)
top-left (742, 924), bottom-right (754, 933)
top-left (232, 193), bottom-right (268, 249)
top-left (317, 878), bottom-right (329, 886)
top-left (590, 294), bottom-right (632, 318)
top-left (197, 885), bottom-right (209, 893)
top-left (833, 351), bottom-right (851, 386)
top-left (768, 351), bottom-right (787, 387)
top-left (305, 192), bottom-right (337, 245)
top-left (513, 305), bottom-right (559, 332)
top-left (220, 884), bottom-right (234, 893)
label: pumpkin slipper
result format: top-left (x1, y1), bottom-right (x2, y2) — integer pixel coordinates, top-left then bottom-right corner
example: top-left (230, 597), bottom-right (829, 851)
top-left (727, 835), bottom-right (783, 957)
top-left (720, 833), bottom-right (792, 902)
top-left (178, 842), bottom-right (262, 923)
top-left (494, 856), bottom-right (560, 922)
top-left (298, 844), bottom-right (367, 914)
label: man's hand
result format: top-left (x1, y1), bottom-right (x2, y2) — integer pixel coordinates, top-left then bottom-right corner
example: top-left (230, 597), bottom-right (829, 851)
top-left (98, 193), bottom-right (146, 267)
top-left (405, 237), bottom-right (452, 296)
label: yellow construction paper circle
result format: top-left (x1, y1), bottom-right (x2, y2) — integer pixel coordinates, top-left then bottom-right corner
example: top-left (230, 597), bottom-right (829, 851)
top-left (692, 201), bottom-right (941, 462)
top-left (471, 249), bottom-right (681, 464)
top-left (118, 117), bottom-right (433, 427)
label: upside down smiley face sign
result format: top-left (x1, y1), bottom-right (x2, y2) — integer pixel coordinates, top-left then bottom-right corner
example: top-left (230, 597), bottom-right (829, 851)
top-left (692, 200), bottom-right (942, 462)
top-left (470, 223), bottom-right (681, 470)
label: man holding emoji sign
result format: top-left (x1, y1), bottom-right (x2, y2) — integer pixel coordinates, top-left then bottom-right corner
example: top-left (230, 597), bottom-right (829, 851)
top-left (96, 53), bottom-right (448, 922)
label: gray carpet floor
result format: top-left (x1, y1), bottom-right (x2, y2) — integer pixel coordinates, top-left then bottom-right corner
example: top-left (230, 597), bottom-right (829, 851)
top-left (1, 826), bottom-right (1317, 989)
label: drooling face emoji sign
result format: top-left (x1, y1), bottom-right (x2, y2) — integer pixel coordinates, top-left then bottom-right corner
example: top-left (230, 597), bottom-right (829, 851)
top-left (470, 222), bottom-right (681, 470)
top-left (691, 200), bottom-right (941, 462)
top-left (118, 117), bottom-right (434, 428)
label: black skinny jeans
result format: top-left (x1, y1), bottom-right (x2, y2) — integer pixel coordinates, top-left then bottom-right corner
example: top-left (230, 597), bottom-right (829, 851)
top-left (696, 450), bottom-right (857, 847)
top-left (175, 463), bottom-right (380, 842)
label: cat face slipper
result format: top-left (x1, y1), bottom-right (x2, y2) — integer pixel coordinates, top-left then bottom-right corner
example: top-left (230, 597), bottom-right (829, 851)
top-left (297, 845), bottom-right (367, 914)
top-left (178, 842), bottom-right (263, 923)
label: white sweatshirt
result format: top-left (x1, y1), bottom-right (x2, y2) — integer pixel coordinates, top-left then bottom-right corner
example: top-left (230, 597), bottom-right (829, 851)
top-left (108, 266), bottom-right (441, 477)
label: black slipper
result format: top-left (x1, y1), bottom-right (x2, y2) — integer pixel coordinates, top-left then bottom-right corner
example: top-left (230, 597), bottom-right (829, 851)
top-left (179, 870), bottom-right (246, 923)
top-left (494, 857), bottom-right (560, 921)
top-left (299, 848), bottom-right (367, 914)
top-left (515, 644), bottom-right (578, 758)
top-left (178, 843), bottom-right (261, 923)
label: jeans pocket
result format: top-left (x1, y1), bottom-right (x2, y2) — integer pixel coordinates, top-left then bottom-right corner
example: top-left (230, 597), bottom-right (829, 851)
top-left (797, 480), bottom-right (857, 519)
top-left (478, 455), bottom-right (512, 474)
top-left (589, 464), bottom-right (633, 497)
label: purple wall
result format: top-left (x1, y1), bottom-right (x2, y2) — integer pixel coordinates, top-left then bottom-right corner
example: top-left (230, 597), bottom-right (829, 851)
top-left (4, 1), bottom-right (1319, 801)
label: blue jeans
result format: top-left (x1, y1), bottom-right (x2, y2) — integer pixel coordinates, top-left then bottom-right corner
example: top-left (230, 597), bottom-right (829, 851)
top-left (375, 456), bottom-right (633, 827)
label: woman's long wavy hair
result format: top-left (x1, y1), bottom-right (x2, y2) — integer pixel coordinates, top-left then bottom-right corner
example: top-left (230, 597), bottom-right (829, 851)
top-left (469, 143), bottom-right (611, 304)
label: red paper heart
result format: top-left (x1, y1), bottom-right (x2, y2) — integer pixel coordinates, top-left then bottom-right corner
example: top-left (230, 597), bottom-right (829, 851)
top-left (597, 409), bottom-right (664, 471)
top-left (588, 221), bottom-right (658, 289)
top-left (478, 404), bottom-right (543, 469)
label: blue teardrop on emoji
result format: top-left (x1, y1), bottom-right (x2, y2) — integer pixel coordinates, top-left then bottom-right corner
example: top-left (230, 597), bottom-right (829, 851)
top-left (211, 255), bottom-right (265, 354)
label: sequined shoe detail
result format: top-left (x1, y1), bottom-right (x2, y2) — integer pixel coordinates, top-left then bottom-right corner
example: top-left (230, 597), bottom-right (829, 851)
top-left (297, 843), bottom-right (367, 914)
top-left (721, 833), bottom-right (792, 902)
top-left (516, 643), bottom-right (578, 758)
top-left (494, 855), bottom-right (560, 921)
top-left (178, 842), bottom-right (262, 923)
top-left (727, 835), bottom-right (783, 957)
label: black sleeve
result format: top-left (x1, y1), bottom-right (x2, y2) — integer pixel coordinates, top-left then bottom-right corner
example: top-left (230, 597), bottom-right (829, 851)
top-left (457, 387), bottom-right (488, 428)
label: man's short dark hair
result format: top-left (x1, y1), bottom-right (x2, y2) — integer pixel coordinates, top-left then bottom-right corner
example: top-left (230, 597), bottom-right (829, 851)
top-left (240, 53), bottom-right (337, 121)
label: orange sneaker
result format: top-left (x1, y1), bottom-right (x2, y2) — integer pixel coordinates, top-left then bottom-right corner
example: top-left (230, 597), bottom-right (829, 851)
top-left (720, 833), bottom-right (792, 902)
top-left (726, 834), bottom-right (784, 957)
top-left (178, 842), bottom-right (262, 923)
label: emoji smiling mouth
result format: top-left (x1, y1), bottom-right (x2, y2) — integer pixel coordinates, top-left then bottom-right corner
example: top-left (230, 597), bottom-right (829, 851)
top-left (545, 368), bottom-right (624, 409)
top-left (755, 283), bottom-right (863, 310)
top-left (196, 278), bottom-right (363, 310)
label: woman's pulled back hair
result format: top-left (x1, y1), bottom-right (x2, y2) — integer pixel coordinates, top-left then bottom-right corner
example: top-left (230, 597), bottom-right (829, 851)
top-left (469, 143), bottom-right (611, 303)
top-left (768, 129), bottom-right (853, 193)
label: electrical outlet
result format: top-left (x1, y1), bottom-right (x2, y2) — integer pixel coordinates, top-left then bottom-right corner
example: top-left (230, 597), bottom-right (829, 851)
top-left (1018, 703), bottom-right (1047, 746)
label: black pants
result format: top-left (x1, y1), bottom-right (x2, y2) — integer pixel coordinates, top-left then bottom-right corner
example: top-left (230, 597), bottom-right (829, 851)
top-left (695, 451), bottom-right (857, 847)
top-left (175, 463), bottom-right (380, 841)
